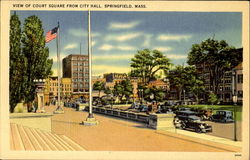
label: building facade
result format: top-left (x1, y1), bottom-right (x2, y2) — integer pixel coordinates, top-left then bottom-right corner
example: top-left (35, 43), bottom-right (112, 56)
top-left (104, 73), bottom-right (127, 83)
top-left (63, 54), bottom-right (89, 99)
top-left (44, 76), bottom-right (72, 104)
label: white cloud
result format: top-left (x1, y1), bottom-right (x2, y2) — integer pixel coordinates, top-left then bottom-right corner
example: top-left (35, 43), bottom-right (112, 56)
top-left (98, 44), bottom-right (135, 51)
top-left (157, 34), bottom-right (192, 41)
top-left (166, 54), bottom-right (187, 59)
top-left (99, 44), bottom-right (114, 51)
top-left (105, 32), bottom-right (143, 42)
top-left (108, 21), bottom-right (140, 30)
top-left (142, 34), bottom-right (153, 47)
top-left (93, 54), bottom-right (133, 61)
top-left (64, 43), bottom-right (77, 50)
top-left (154, 46), bottom-right (172, 52)
top-left (92, 41), bottom-right (97, 46)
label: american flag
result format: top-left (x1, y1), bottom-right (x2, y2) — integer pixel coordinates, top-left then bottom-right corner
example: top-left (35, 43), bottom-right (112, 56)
top-left (45, 26), bottom-right (58, 43)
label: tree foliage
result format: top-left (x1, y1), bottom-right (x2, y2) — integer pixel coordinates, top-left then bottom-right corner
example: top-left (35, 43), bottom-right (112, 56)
top-left (130, 49), bottom-right (172, 85)
top-left (144, 87), bottom-right (165, 102)
top-left (187, 38), bottom-right (242, 94)
top-left (168, 65), bottom-right (204, 102)
top-left (9, 13), bottom-right (27, 113)
top-left (93, 81), bottom-right (105, 98)
top-left (208, 92), bottom-right (218, 105)
top-left (10, 14), bottom-right (53, 112)
top-left (113, 79), bottom-right (133, 102)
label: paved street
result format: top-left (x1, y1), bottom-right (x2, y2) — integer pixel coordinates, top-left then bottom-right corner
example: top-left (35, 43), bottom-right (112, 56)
top-left (45, 105), bottom-right (240, 152)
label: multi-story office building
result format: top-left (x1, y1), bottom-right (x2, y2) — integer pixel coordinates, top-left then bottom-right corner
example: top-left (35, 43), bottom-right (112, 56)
top-left (63, 54), bottom-right (89, 99)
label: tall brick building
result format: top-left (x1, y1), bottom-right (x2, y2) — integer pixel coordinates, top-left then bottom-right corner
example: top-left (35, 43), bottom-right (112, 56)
top-left (62, 54), bottom-right (89, 99)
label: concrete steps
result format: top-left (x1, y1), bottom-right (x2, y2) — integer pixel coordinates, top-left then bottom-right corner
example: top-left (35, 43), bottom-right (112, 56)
top-left (10, 123), bottom-right (85, 151)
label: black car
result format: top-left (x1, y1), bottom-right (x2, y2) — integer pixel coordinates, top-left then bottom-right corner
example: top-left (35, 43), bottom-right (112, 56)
top-left (177, 115), bottom-right (212, 133)
top-left (157, 105), bottom-right (172, 113)
top-left (175, 110), bottom-right (197, 121)
top-left (138, 104), bottom-right (148, 112)
top-left (211, 110), bottom-right (234, 123)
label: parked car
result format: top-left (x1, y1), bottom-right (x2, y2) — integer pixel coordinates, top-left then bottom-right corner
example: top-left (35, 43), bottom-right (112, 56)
top-left (156, 105), bottom-right (173, 113)
top-left (195, 109), bottom-right (213, 121)
top-left (178, 107), bottom-right (191, 111)
top-left (175, 110), bottom-right (197, 121)
top-left (211, 110), bottom-right (234, 123)
top-left (128, 102), bottom-right (140, 109)
top-left (180, 116), bottom-right (212, 133)
top-left (139, 104), bottom-right (148, 112)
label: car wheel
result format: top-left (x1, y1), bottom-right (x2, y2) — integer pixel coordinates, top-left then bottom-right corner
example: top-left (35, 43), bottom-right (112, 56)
top-left (181, 124), bottom-right (186, 130)
top-left (196, 128), bottom-right (201, 133)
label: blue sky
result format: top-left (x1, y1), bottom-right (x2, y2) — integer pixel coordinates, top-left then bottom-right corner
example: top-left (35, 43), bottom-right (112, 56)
top-left (13, 11), bottom-right (242, 76)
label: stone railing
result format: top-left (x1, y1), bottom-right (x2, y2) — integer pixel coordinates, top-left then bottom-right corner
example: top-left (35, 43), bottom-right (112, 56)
top-left (92, 107), bottom-right (149, 123)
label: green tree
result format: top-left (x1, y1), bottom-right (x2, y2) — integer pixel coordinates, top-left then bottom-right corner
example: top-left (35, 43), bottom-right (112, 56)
top-left (185, 66), bottom-right (205, 103)
top-left (187, 38), bottom-right (242, 94)
top-left (144, 87), bottom-right (165, 103)
top-left (104, 87), bottom-right (112, 95)
top-left (130, 49), bottom-right (172, 85)
top-left (168, 65), bottom-right (187, 100)
top-left (208, 92), bottom-right (218, 105)
top-left (21, 15), bottom-right (53, 103)
top-left (9, 13), bottom-right (27, 113)
top-left (120, 79), bottom-right (133, 102)
top-left (93, 81), bottom-right (105, 98)
top-left (168, 65), bottom-right (205, 102)
top-left (113, 80), bottom-right (133, 103)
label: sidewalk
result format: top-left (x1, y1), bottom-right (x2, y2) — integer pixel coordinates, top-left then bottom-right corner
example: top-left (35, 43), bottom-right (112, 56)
top-left (157, 128), bottom-right (241, 148)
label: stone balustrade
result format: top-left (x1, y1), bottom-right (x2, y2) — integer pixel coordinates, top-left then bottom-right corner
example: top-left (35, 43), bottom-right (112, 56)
top-left (92, 107), bottom-right (149, 123)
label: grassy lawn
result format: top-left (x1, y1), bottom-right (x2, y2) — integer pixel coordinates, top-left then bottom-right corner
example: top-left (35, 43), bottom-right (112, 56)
top-left (177, 104), bottom-right (242, 121)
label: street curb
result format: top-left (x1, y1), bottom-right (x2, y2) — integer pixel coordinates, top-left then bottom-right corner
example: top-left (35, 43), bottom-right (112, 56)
top-left (156, 129), bottom-right (241, 152)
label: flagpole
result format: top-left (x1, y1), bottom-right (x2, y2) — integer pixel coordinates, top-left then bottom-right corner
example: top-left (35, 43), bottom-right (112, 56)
top-left (54, 21), bottom-right (64, 114)
top-left (83, 10), bottom-right (98, 125)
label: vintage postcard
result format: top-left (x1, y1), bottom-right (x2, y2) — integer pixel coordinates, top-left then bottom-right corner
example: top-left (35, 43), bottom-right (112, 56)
top-left (0, 1), bottom-right (249, 160)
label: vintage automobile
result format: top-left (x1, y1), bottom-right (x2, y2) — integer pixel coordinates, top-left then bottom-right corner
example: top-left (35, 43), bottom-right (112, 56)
top-left (138, 104), bottom-right (148, 112)
top-left (194, 109), bottom-right (213, 121)
top-left (156, 105), bottom-right (173, 113)
top-left (175, 110), bottom-right (197, 121)
top-left (174, 115), bottom-right (212, 133)
top-left (211, 110), bottom-right (234, 123)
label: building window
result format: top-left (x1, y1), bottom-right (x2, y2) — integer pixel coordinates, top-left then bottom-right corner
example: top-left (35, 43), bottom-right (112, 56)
top-left (225, 86), bottom-right (231, 91)
top-left (238, 74), bottom-right (243, 83)
top-left (238, 90), bottom-right (243, 98)
top-left (79, 83), bottom-right (83, 88)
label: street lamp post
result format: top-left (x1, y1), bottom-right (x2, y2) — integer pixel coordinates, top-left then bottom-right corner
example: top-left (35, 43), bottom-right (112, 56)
top-left (233, 95), bottom-right (237, 141)
top-left (232, 70), bottom-right (237, 141)
top-left (183, 89), bottom-right (185, 105)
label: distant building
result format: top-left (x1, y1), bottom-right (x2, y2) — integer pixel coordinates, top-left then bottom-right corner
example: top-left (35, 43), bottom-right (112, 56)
top-left (44, 76), bottom-right (72, 103)
top-left (104, 73), bottom-right (127, 83)
top-left (92, 75), bottom-right (106, 85)
top-left (62, 54), bottom-right (89, 99)
top-left (148, 79), bottom-right (169, 90)
top-left (103, 73), bottom-right (139, 100)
